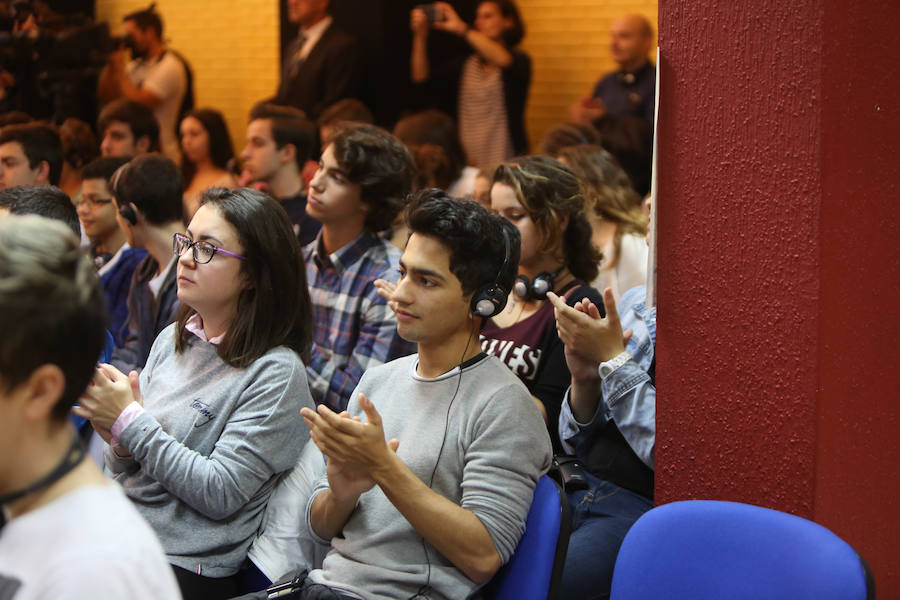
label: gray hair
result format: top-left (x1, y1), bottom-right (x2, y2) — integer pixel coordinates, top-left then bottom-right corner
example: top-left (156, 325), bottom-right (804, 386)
top-left (0, 215), bottom-right (106, 419)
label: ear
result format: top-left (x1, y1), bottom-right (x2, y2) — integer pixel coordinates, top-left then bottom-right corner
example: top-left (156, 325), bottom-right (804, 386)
top-left (21, 364), bottom-right (66, 422)
top-left (34, 160), bottom-right (51, 185)
top-left (135, 135), bottom-right (151, 155)
top-left (279, 143), bottom-right (297, 168)
top-left (559, 212), bottom-right (570, 233)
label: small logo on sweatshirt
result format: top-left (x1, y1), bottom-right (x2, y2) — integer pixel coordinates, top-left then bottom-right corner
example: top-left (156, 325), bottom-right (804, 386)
top-left (190, 400), bottom-right (215, 427)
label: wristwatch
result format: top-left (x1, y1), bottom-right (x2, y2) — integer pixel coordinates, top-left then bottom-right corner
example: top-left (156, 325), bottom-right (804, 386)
top-left (598, 350), bottom-right (632, 380)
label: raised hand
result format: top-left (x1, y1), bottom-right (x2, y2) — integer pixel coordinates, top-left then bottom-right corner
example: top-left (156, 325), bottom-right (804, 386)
top-left (547, 288), bottom-right (627, 365)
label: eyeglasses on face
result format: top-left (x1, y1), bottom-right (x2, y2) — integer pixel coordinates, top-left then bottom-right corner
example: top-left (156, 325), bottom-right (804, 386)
top-left (172, 232), bottom-right (246, 264)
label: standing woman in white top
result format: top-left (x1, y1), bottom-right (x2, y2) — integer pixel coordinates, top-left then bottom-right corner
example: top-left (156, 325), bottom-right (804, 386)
top-left (558, 144), bottom-right (649, 299)
top-left (410, 0), bottom-right (531, 169)
top-left (75, 188), bottom-right (314, 600)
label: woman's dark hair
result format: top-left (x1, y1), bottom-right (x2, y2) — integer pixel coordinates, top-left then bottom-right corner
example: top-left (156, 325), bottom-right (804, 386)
top-left (492, 155), bottom-right (601, 283)
top-left (539, 121), bottom-right (603, 157)
top-left (174, 187), bottom-right (313, 366)
top-left (393, 109), bottom-right (466, 190)
top-left (405, 188), bottom-right (520, 298)
top-left (59, 117), bottom-right (99, 170)
top-left (484, 0), bottom-right (525, 47)
top-left (180, 108), bottom-right (235, 186)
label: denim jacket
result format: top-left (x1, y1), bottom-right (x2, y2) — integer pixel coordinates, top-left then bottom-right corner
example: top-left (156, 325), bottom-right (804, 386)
top-left (558, 285), bottom-right (656, 470)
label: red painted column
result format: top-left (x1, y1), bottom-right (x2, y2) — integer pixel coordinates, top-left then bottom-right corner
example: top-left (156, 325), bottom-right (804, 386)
top-left (656, 0), bottom-right (899, 593)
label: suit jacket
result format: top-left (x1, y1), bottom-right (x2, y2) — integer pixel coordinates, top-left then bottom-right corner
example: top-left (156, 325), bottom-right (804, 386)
top-left (276, 23), bottom-right (362, 120)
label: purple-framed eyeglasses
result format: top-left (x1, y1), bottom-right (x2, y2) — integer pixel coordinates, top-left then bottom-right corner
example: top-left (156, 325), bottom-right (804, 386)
top-left (173, 233), bottom-right (247, 264)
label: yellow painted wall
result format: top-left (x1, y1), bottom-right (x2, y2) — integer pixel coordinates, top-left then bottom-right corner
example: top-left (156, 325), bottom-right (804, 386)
top-left (517, 0), bottom-right (657, 151)
top-left (95, 0), bottom-right (281, 153)
top-left (94, 1), bottom-right (657, 154)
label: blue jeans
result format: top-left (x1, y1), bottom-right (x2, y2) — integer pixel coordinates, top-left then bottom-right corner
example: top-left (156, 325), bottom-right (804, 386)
top-left (559, 473), bottom-right (652, 600)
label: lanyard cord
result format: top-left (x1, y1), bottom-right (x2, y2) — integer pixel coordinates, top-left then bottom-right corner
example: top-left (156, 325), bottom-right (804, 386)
top-left (0, 431), bottom-right (85, 530)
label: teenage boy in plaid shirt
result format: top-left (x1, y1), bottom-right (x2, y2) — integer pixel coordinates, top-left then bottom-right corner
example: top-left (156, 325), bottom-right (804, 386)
top-left (303, 123), bottom-right (417, 411)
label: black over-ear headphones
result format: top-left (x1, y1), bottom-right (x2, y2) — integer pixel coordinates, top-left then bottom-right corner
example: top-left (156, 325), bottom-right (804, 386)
top-left (109, 161), bottom-right (138, 226)
top-left (470, 227), bottom-right (511, 318)
top-left (118, 203), bottom-right (138, 226)
top-left (513, 265), bottom-right (566, 301)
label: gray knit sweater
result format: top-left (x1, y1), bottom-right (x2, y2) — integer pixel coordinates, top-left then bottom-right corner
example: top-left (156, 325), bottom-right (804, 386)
top-left (307, 353), bottom-right (552, 600)
top-left (107, 324), bottom-right (311, 577)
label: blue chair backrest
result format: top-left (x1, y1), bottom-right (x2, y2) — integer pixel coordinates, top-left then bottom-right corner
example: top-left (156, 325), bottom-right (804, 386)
top-left (610, 500), bottom-right (873, 600)
top-left (484, 475), bottom-right (571, 600)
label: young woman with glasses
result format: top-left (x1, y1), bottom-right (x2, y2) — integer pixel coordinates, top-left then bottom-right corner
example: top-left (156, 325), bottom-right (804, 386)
top-left (74, 187), bottom-right (314, 600)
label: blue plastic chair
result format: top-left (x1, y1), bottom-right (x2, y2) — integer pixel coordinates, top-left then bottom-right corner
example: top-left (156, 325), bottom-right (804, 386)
top-left (484, 475), bottom-right (571, 600)
top-left (610, 500), bottom-right (874, 600)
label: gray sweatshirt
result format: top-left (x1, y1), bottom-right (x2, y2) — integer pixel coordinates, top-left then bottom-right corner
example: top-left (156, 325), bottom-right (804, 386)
top-left (307, 353), bottom-right (552, 600)
top-left (108, 324), bottom-right (312, 577)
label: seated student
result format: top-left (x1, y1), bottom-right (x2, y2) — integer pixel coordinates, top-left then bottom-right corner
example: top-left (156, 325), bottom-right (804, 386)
top-left (0, 215), bottom-right (180, 599)
top-left (75, 188), bottom-right (314, 600)
top-left (0, 121), bottom-right (63, 189)
top-left (303, 123), bottom-right (417, 411)
top-left (0, 185), bottom-right (102, 449)
top-left (58, 117), bottom-right (100, 202)
top-left (558, 144), bottom-right (648, 300)
top-left (538, 121), bottom-right (603, 158)
top-left (316, 97), bottom-right (374, 150)
top-left (484, 155), bottom-right (604, 453)
top-left (393, 109), bottom-right (478, 198)
top-left (180, 108), bottom-right (236, 220)
top-left (78, 156), bottom-right (147, 346)
top-left (297, 189), bottom-right (551, 599)
top-left (240, 102), bottom-right (321, 245)
top-left (98, 98), bottom-right (160, 158)
top-left (109, 154), bottom-right (184, 374)
top-left (548, 284), bottom-right (655, 600)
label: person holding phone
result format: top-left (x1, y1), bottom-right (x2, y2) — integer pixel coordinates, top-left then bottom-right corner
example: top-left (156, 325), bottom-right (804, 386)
top-left (75, 187), bottom-right (314, 600)
top-left (410, 0), bottom-right (531, 169)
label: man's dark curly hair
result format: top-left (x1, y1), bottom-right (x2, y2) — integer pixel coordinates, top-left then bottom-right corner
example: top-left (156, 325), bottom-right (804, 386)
top-left (329, 123), bottom-right (416, 233)
top-left (405, 188), bottom-right (520, 298)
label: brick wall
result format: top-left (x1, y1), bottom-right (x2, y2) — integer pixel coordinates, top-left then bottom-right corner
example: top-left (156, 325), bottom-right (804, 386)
top-left (517, 0), bottom-right (657, 152)
top-left (95, 0), bottom-right (281, 154)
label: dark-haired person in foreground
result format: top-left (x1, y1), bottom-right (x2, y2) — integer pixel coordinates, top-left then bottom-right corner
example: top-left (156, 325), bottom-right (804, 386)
top-left (0, 215), bottom-right (180, 599)
top-left (110, 154), bottom-right (185, 373)
top-left (75, 188), bottom-right (313, 600)
top-left (0, 185), bottom-right (79, 237)
top-left (302, 123), bottom-right (416, 411)
top-left (298, 190), bottom-right (551, 599)
top-left (0, 122), bottom-right (63, 189)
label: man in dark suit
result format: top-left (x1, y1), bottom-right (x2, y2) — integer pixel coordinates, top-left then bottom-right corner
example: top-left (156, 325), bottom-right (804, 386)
top-left (276, 0), bottom-right (362, 120)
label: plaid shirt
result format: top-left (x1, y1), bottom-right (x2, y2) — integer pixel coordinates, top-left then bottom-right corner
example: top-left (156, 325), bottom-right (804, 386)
top-left (303, 231), bottom-right (416, 411)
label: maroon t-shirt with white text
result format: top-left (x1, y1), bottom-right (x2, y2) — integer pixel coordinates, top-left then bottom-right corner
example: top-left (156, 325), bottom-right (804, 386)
top-left (481, 281), bottom-right (603, 453)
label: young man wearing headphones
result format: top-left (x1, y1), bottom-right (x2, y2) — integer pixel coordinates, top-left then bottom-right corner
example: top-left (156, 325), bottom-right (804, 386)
top-left (109, 154), bottom-right (184, 374)
top-left (301, 190), bottom-right (552, 600)
top-left (0, 215), bottom-right (179, 598)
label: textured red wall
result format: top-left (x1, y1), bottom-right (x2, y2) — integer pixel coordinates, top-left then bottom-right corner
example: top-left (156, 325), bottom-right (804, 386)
top-left (657, 0), bottom-right (899, 593)
top-left (817, 0), bottom-right (900, 593)
top-left (655, 0), bottom-right (821, 513)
